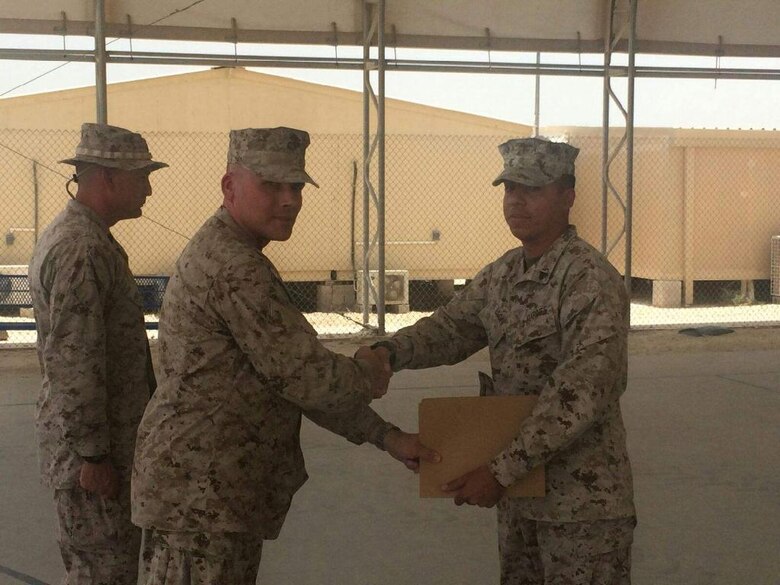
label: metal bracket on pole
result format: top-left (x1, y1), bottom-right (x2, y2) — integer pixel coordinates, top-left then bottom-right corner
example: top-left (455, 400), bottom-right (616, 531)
top-left (391, 24), bottom-right (398, 64)
top-left (94, 0), bottom-right (107, 124)
top-left (331, 21), bottom-right (339, 61)
top-left (714, 35), bottom-right (724, 89)
top-left (58, 12), bottom-right (68, 53)
top-left (484, 27), bottom-right (492, 68)
top-left (361, 0), bottom-right (387, 334)
top-left (601, 0), bottom-right (637, 295)
top-left (126, 14), bottom-right (134, 59)
top-left (231, 18), bottom-right (239, 62)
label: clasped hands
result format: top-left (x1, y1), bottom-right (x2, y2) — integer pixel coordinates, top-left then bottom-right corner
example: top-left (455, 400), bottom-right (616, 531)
top-left (355, 344), bottom-right (505, 508)
top-left (354, 345), bottom-right (393, 399)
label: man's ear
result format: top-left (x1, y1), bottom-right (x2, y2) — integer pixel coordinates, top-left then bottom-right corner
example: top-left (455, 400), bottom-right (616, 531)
top-left (98, 167), bottom-right (115, 191)
top-left (221, 172), bottom-right (235, 204)
top-left (564, 188), bottom-right (576, 209)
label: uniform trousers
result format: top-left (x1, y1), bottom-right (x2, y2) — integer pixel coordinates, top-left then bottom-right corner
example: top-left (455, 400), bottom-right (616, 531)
top-left (498, 500), bottom-right (635, 585)
top-left (54, 483), bottom-right (140, 585)
top-left (139, 529), bottom-right (264, 585)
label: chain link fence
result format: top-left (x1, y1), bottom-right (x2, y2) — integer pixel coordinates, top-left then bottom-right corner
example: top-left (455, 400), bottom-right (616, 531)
top-left (1, 128), bottom-right (779, 346)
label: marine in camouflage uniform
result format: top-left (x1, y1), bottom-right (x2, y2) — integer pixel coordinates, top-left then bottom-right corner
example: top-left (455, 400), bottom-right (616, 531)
top-left (132, 127), bottom-right (427, 585)
top-left (373, 138), bottom-right (636, 584)
top-left (29, 123), bottom-right (165, 584)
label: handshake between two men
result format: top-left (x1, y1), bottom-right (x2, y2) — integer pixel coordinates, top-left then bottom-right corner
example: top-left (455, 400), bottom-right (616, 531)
top-left (353, 344), bottom-right (507, 509)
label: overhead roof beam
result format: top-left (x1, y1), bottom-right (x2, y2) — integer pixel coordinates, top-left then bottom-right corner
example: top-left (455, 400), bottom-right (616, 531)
top-left (1, 48), bottom-right (777, 81)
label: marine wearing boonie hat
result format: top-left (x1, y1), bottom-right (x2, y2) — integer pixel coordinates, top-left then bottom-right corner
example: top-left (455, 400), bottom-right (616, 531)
top-left (60, 123), bottom-right (168, 171)
top-left (228, 127), bottom-right (319, 188)
top-left (492, 137), bottom-right (579, 188)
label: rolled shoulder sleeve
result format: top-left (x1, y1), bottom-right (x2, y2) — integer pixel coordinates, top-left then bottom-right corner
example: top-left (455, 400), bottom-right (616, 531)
top-left (213, 258), bottom-right (374, 413)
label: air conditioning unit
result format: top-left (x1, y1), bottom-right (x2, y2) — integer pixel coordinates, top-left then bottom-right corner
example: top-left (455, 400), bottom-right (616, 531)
top-left (0, 265), bottom-right (29, 306)
top-left (771, 236), bottom-right (780, 304)
top-left (356, 270), bottom-right (409, 306)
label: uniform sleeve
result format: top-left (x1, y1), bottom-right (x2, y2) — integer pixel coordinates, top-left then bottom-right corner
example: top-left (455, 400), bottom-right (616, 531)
top-left (304, 404), bottom-right (397, 448)
top-left (212, 258), bottom-right (373, 414)
top-left (489, 267), bottom-right (629, 486)
top-left (39, 242), bottom-right (113, 459)
top-left (388, 265), bottom-right (491, 370)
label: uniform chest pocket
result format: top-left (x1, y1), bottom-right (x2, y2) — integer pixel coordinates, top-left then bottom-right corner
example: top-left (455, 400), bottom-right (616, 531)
top-left (510, 308), bottom-right (559, 349)
top-left (478, 305), bottom-right (506, 349)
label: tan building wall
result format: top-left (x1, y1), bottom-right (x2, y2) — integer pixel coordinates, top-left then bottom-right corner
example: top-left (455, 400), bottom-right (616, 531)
top-left (2, 70), bottom-right (779, 297)
top-left (0, 67), bottom-right (528, 135)
top-left (0, 69), bottom-right (528, 280)
top-left (549, 126), bottom-right (780, 303)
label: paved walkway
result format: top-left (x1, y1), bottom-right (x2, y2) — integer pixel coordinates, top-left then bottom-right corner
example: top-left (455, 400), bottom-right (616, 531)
top-left (1, 329), bottom-right (778, 585)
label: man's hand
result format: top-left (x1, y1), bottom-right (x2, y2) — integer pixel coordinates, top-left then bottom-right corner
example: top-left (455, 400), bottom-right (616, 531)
top-left (384, 429), bottom-right (440, 473)
top-left (441, 464), bottom-right (506, 508)
top-left (370, 345), bottom-right (392, 370)
top-left (79, 460), bottom-right (120, 499)
top-left (355, 346), bottom-right (392, 398)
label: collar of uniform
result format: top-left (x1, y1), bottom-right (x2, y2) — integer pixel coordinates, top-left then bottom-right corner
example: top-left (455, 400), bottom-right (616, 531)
top-left (66, 199), bottom-right (110, 232)
top-left (213, 205), bottom-right (263, 249)
top-left (515, 225), bottom-right (578, 285)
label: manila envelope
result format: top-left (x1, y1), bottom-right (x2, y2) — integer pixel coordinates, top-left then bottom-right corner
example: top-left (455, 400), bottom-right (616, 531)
top-left (419, 395), bottom-right (545, 498)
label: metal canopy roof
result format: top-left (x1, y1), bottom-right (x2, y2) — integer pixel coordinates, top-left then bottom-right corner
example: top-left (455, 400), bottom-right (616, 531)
top-left (1, 0), bottom-right (779, 58)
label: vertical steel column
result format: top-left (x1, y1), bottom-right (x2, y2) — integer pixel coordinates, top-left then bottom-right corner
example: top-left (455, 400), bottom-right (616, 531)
top-left (361, 3), bottom-right (371, 325)
top-left (360, 0), bottom-right (387, 335)
top-left (94, 0), bottom-right (108, 123)
top-left (533, 52), bottom-right (541, 137)
top-left (376, 0), bottom-right (386, 335)
top-left (601, 6), bottom-right (611, 254)
top-left (624, 0), bottom-right (637, 296)
top-left (601, 0), bottom-right (637, 295)
top-left (32, 161), bottom-right (40, 244)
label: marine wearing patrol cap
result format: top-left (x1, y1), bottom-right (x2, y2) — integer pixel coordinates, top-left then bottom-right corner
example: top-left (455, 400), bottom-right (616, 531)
top-left (492, 137), bottom-right (579, 187)
top-left (228, 126), bottom-right (319, 188)
top-left (60, 123), bottom-right (168, 171)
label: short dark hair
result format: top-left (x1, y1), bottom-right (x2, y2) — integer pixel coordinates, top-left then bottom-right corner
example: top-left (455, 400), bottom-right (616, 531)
top-left (555, 174), bottom-right (576, 190)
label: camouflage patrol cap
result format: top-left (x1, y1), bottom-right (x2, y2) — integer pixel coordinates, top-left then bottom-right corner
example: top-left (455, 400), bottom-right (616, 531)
top-left (492, 137), bottom-right (579, 187)
top-left (59, 123), bottom-right (168, 171)
top-left (228, 127), bottom-right (319, 188)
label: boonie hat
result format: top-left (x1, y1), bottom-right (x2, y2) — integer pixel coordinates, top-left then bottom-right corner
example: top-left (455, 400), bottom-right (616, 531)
top-left (228, 127), bottom-right (319, 188)
top-left (492, 137), bottom-right (579, 187)
top-left (59, 123), bottom-right (168, 171)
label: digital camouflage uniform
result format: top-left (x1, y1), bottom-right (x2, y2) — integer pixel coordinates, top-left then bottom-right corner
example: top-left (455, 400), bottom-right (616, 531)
top-left (132, 127), bottom-right (396, 585)
top-left (383, 138), bottom-right (636, 584)
top-left (29, 123), bottom-right (164, 585)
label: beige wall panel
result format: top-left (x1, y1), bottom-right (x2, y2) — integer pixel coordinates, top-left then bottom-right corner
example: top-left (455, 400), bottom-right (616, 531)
top-left (0, 68), bottom-right (529, 136)
top-left (557, 132), bottom-right (685, 280)
top-left (377, 135), bottom-right (518, 280)
top-left (2, 76), bottom-right (778, 290)
top-left (630, 139), bottom-right (685, 280)
top-left (691, 147), bottom-right (780, 280)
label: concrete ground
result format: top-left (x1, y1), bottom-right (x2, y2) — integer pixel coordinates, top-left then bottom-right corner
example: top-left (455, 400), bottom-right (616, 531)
top-left (0, 328), bottom-right (778, 585)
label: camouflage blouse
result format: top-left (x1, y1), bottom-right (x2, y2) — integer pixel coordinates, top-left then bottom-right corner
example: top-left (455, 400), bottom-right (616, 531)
top-left (132, 207), bottom-right (393, 538)
top-left (29, 200), bottom-right (153, 488)
top-left (388, 226), bottom-right (635, 522)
